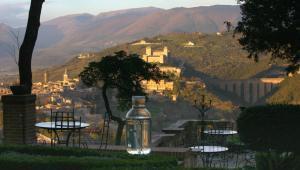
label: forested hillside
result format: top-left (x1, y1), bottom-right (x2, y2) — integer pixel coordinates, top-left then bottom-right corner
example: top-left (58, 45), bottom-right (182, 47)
top-left (33, 32), bottom-right (273, 82)
top-left (32, 32), bottom-right (294, 107)
top-left (267, 75), bottom-right (300, 104)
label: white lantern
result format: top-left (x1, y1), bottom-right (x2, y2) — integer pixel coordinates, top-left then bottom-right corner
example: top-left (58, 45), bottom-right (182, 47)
top-left (126, 96), bottom-right (151, 155)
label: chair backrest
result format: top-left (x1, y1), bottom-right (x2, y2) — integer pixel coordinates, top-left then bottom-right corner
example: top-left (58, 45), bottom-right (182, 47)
top-left (188, 121), bottom-right (234, 147)
top-left (212, 121), bottom-right (234, 130)
top-left (51, 109), bottom-right (77, 130)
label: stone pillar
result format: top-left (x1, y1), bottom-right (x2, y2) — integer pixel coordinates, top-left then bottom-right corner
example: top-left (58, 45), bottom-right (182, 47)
top-left (244, 82), bottom-right (250, 103)
top-left (235, 82), bottom-right (242, 97)
top-left (249, 83), bottom-right (253, 104)
top-left (1, 94), bottom-right (36, 144)
top-left (266, 83), bottom-right (272, 93)
top-left (252, 82), bottom-right (258, 104)
top-left (258, 83), bottom-right (264, 99)
top-left (224, 84), bottom-right (228, 91)
top-left (228, 82), bottom-right (234, 93)
top-left (219, 83), bottom-right (226, 90)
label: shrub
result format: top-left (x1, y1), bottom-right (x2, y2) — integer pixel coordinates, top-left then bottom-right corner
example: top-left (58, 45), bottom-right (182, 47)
top-left (255, 152), bottom-right (300, 170)
top-left (0, 145), bottom-right (177, 170)
top-left (237, 104), bottom-right (300, 153)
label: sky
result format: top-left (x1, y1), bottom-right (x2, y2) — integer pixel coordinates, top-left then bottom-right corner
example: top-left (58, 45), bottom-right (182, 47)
top-left (0, 0), bottom-right (238, 27)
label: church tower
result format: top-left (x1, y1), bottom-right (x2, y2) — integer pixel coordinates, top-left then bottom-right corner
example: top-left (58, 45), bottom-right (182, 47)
top-left (44, 72), bottom-right (48, 84)
top-left (63, 69), bottom-right (69, 85)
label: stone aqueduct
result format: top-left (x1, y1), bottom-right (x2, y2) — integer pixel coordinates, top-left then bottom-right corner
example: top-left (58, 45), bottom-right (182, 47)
top-left (211, 78), bottom-right (284, 104)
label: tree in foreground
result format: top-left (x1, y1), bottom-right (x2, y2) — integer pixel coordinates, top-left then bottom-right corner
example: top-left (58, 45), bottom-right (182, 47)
top-left (17, 0), bottom-right (45, 94)
top-left (80, 51), bottom-right (167, 145)
top-left (235, 0), bottom-right (299, 72)
top-left (237, 105), bottom-right (300, 169)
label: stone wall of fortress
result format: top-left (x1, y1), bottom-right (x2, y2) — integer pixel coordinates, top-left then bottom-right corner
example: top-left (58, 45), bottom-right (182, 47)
top-left (141, 46), bottom-right (181, 92)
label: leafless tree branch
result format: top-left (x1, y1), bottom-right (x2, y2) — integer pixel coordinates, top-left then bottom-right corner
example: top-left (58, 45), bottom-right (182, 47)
top-left (6, 29), bottom-right (21, 65)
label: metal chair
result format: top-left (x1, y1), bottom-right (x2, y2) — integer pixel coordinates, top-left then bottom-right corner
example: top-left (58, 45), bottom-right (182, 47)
top-left (209, 121), bottom-right (235, 145)
top-left (212, 121), bottom-right (234, 130)
top-left (226, 138), bottom-right (256, 168)
top-left (50, 109), bottom-right (82, 147)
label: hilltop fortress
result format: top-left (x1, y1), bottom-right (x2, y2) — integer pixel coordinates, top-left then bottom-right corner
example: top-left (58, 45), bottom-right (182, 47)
top-left (141, 46), bottom-right (181, 93)
top-left (142, 46), bottom-right (168, 64)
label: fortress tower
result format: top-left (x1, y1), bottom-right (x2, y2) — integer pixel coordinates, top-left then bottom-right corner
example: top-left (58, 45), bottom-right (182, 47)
top-left (146, 46), bottom-right (152, 56)
top-left (141, 46), bottom-right (181, 93)
top-left (142, 46), bottom-right (168, 64)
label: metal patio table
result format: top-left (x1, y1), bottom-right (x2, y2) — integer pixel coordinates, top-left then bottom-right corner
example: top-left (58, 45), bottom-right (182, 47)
top-left (35, 121), bottom-right (90, 147)
top-left (204, 130), bottom-right (238, 135)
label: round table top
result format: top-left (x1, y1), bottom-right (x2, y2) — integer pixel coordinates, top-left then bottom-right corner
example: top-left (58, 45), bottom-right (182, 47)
top-left (35, 121), bottom-right (90, 130)
top-left (190, 145), bottom-right (229, 153)
top-left (204, 130), bottom-right (238, 135)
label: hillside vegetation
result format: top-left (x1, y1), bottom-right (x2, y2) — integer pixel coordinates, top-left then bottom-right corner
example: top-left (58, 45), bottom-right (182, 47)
top-left (150, 32), bottom-right (271, 79)
top-left (33, 32), bottom-right (272, 82)
top-left (267, 75), bottom-right (300, 104)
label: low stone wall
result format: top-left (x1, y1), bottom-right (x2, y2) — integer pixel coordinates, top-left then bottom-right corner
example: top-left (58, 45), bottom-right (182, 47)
top-left (155, 119), bottom-right (202, 147)
top-left (155, 119), bottom-right (234, 147)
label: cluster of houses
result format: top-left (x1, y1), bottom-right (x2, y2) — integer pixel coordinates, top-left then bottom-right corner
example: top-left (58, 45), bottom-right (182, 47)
top-left (33, 69), bottom-right (79, 110)
top-left (1, 42), bottom-right (207, 109)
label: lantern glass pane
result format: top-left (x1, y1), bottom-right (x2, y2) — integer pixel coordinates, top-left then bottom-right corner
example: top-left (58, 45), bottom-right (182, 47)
top-left (126, 119), bottom-right (151, 155)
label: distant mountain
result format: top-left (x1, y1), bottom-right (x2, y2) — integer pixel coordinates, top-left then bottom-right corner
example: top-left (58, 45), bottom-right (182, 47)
top-left (0, 23), bottom-right (18, 72)
top-left (0, 23), bottom-right (14, 58)
top-left (0, 5), bottom-right (241, 71)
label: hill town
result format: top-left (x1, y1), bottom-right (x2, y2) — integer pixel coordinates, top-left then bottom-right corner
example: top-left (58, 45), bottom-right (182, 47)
top-left (0, 1), bottom-right (299, 169)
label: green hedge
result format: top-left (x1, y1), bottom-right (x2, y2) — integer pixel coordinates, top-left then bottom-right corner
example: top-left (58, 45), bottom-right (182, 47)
top-left (255, 152), bottom-right (300, 170)
top-left (0, 145), bottom-right (177, 170)
top-left (237, 104), bottom-right (300, 152)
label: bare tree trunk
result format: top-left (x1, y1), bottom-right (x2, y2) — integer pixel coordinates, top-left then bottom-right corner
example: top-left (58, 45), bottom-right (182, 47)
top-left (18, 0), bottom-right (44, 94)
top-left (102, 84), bottom-right (125, 145)
top-left (114, 120), bottom-right (125, 145)
top-left (102, 84), bottom-right (112, 115)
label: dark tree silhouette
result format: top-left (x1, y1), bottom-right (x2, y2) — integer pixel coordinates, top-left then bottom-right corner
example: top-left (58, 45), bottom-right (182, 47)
top-left (223, 21), bottom-right (232, 32)
top-left (79, 51), bottom-right (167, 145)
top-left (235, 0), bottom-right (299, 72)
top-left (18, 0), bottom-right (45, 94)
